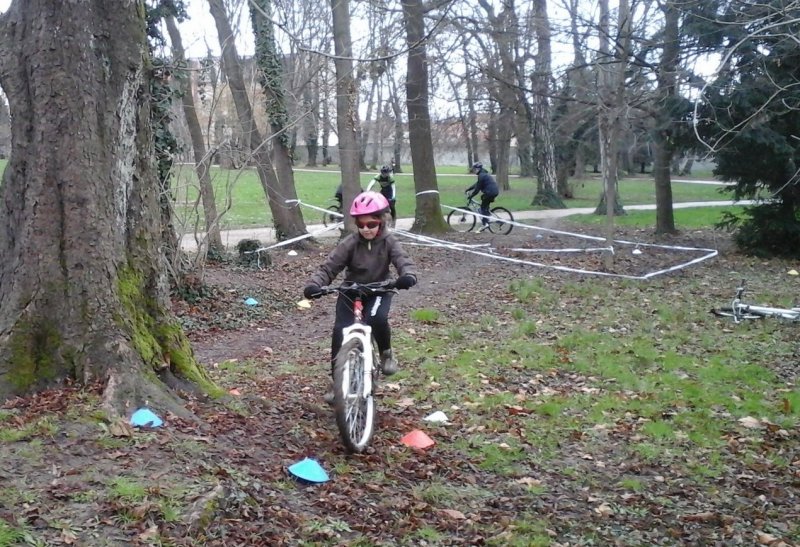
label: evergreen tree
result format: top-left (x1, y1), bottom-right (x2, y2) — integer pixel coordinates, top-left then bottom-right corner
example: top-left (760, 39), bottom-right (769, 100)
top-left (698, 0), bottom-right (800, 257)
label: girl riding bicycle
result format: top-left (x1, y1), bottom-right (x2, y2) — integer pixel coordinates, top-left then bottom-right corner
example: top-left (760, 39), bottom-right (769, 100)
top-left (303, 191), bottom-right (417, 401)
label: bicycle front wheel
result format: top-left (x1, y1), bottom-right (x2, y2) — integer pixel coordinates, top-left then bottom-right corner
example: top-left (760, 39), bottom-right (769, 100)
top-left (447, 207), bottom-right (477, 232)
top-left (489, 207), bottom-right (514, 235)
top-left (333, 338), bottom-right (376, 453)
top-left (710, 307), bottom-right (765, 321)
top-left (322, 205), bottom-right (341, 227)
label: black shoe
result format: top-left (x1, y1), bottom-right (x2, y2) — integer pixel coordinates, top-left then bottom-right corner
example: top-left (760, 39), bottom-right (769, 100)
top-left (381, 349), bottom-right (398, 376)
top-left (323, 381), bottom-right (334, 405)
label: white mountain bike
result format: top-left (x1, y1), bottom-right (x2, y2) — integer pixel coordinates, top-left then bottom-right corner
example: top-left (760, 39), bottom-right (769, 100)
top-left (317, 280), bottom-right (397, 453)
top-left (711, 280), bottom-right (800, 323)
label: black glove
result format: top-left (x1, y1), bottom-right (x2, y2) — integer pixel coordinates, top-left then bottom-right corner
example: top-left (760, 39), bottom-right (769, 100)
top-left (303, 284), bottom-right (323, 299)
top-left (395, 274), bottom-right (417, 290)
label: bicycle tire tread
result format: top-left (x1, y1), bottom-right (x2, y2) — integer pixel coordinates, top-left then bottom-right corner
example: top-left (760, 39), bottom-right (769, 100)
top-left (332, 338), bottom-right (376, 453)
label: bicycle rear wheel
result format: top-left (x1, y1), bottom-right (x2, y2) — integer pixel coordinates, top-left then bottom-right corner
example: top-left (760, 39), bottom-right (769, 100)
top-left (447, 207), bottom-right (477, 232)
top-left (489, 207), bottom-right (514, 235)
top-left (322, 205), bottom-right (342, 227)
top-left (710, 307), bottom-right (765, 321)
top-left (333, 338), bottom-right (376, 453)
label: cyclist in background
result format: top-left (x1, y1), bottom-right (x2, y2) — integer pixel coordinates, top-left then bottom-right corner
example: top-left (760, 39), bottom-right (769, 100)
top-left (303, 191), bottom-right (417, 402)
top-left (366, 165), bottom-right (397, 227)
top-left (334, 183), bottom-right (343, 208)
top-left (465, 161), bottom-right (499, 232)
top-left (333, 182), bottom-right (364, 208)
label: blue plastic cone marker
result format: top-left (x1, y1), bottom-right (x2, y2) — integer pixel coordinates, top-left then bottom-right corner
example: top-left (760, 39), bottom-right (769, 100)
top-left (130, 408), bottom-right (163, 428)
top-left (288, 458), bottom-right (330, 483)
top-left (401, 429), bottom-right (435, 449)
top-left (244, 297), bottom-right (259, 306)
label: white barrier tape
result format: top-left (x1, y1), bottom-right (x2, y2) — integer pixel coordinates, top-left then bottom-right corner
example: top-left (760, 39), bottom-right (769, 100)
top-left (394, 226), bottom-right (718, 280)
top-left (416, 190), bottom-right (440, 196)
top-left (288, 199), bottom-right (719, 279)
top-left (245, 220), bottom-right (343, 255)
top-left (441, 202), bottom-right (607, 243)
top-left (509, 247), bottom-right (614, 253)
top-left (285, 198), bottom-right (344, 218)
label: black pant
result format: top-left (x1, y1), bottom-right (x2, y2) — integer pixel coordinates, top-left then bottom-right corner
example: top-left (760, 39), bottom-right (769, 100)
top-left (330, 291), bottom-right (394, 373)
top-left (479, 194), bottom-right (496, 225)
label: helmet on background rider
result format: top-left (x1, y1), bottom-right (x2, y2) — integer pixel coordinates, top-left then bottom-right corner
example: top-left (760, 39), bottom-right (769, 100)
top-left (350, 191), bottom-right (390, 217)
top-left (471, 162), bottom-right (483, 173)
top-left (380, 164), bottom-right (392, 176)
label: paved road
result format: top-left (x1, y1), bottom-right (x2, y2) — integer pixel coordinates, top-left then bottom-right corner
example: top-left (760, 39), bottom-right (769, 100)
top-left (180, 199), bottom-right (748, 252)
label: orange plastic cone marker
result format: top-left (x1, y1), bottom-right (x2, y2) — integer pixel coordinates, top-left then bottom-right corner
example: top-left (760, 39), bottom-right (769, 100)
top-left (401, 429), bottom-right (435, 449)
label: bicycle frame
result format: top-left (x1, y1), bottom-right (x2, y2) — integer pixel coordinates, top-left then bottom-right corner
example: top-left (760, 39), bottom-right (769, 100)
top-left (319, 280), bottom-right (395, 453)
top-left (715, 282), bottom-right (800, 323)
top-left (340, 299), bottom-right (376, 399)
top-left (731, 301), bottom-right (800, 322)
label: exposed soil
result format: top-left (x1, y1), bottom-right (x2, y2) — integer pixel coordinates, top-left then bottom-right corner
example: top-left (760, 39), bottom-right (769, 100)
top-left (1, 220), bottom-right (798, 546)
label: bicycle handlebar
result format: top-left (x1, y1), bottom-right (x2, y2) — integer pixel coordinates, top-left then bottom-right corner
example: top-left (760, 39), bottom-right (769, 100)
top-left (318, 280), bottom-right (397, 297)
top-left (734, 279), bottom-right (747, 299)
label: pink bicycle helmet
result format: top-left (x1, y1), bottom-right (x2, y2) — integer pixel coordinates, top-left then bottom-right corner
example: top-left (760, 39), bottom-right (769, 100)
top-left (350, 191), bottom-right (389, 216)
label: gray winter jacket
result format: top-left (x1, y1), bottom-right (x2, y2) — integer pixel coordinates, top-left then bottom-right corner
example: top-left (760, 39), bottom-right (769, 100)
top-left (308, 230), bottom-right (416, 287)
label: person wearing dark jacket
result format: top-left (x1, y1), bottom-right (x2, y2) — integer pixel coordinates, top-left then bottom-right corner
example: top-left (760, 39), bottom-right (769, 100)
top-left (303, 191), bottom-right (417, 401)
top-left (366, 165), bottom-right (397, 226)
top-left (465, 161), bottom-right (499, 231)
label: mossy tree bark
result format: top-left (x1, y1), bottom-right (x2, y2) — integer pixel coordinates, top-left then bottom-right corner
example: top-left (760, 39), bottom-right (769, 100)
top-left (0, 0), bottom-right (218, 414)
top-left (208, 0), bottom-right (306, 241)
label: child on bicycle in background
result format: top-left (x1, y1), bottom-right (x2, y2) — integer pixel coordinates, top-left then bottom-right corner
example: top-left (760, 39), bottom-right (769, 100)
top-left (366, 165), bottom-right (397, 226)
top-left (466, 161), bottom-right (499, 232)
top-left (333, 182), bottom-right (363, 209)
top-left (303, 191), bottom-right (417, 402)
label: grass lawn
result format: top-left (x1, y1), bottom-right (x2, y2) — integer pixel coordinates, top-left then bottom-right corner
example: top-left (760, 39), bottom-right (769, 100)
top-left (0, 158), bottom-right (733, 230)
top-left (566, 206), bottom-right (744, 230)
top-left (170, 163), bottom-right (732, 230)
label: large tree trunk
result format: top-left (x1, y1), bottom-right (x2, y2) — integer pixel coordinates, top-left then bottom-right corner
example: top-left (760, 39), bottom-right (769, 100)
top-left (0, 1), bottom-right (215, 412)
top-left (386, 66), bottom-right (404, 173)
top-left (530, 0), bottom-right (565, 208)
top-left (402, 0), bottom-right (448, 233)
top-left (249, 0), bottom-right (307, 240)
top-left (208, 0), bottom-right (306, 240)
top-left (464, 41), bottom-right (480, 168)
top-left (594, 0), bottom-right (627, 219)
top-left (495, 106), bottom-right (513, 191)
top-left (321, 54), bottom-right (332, 166)
top-left (330, 0), bottom-right (361, 225)
top-left (515, 108), bottom-right (535, 178)
top-left (304, 85), bottom-right (319, 167)
top-left (165, 16), bottom-right (225, 257)
top-left (360, 76), bottom-right (378, 169)
top-left (652, 1), bottom-right (680, 235)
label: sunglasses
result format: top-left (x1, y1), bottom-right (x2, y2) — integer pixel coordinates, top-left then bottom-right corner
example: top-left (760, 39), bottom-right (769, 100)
top-left (356, 220), bottom-right (381, 230)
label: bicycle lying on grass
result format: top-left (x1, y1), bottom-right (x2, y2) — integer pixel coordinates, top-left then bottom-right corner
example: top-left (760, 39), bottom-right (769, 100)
top-left (446, 195), bottom-right (514, 234)
top-left (711, 280), bottom-right (800, 323)
top-left (315, 280), bottom-right (397, 453)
